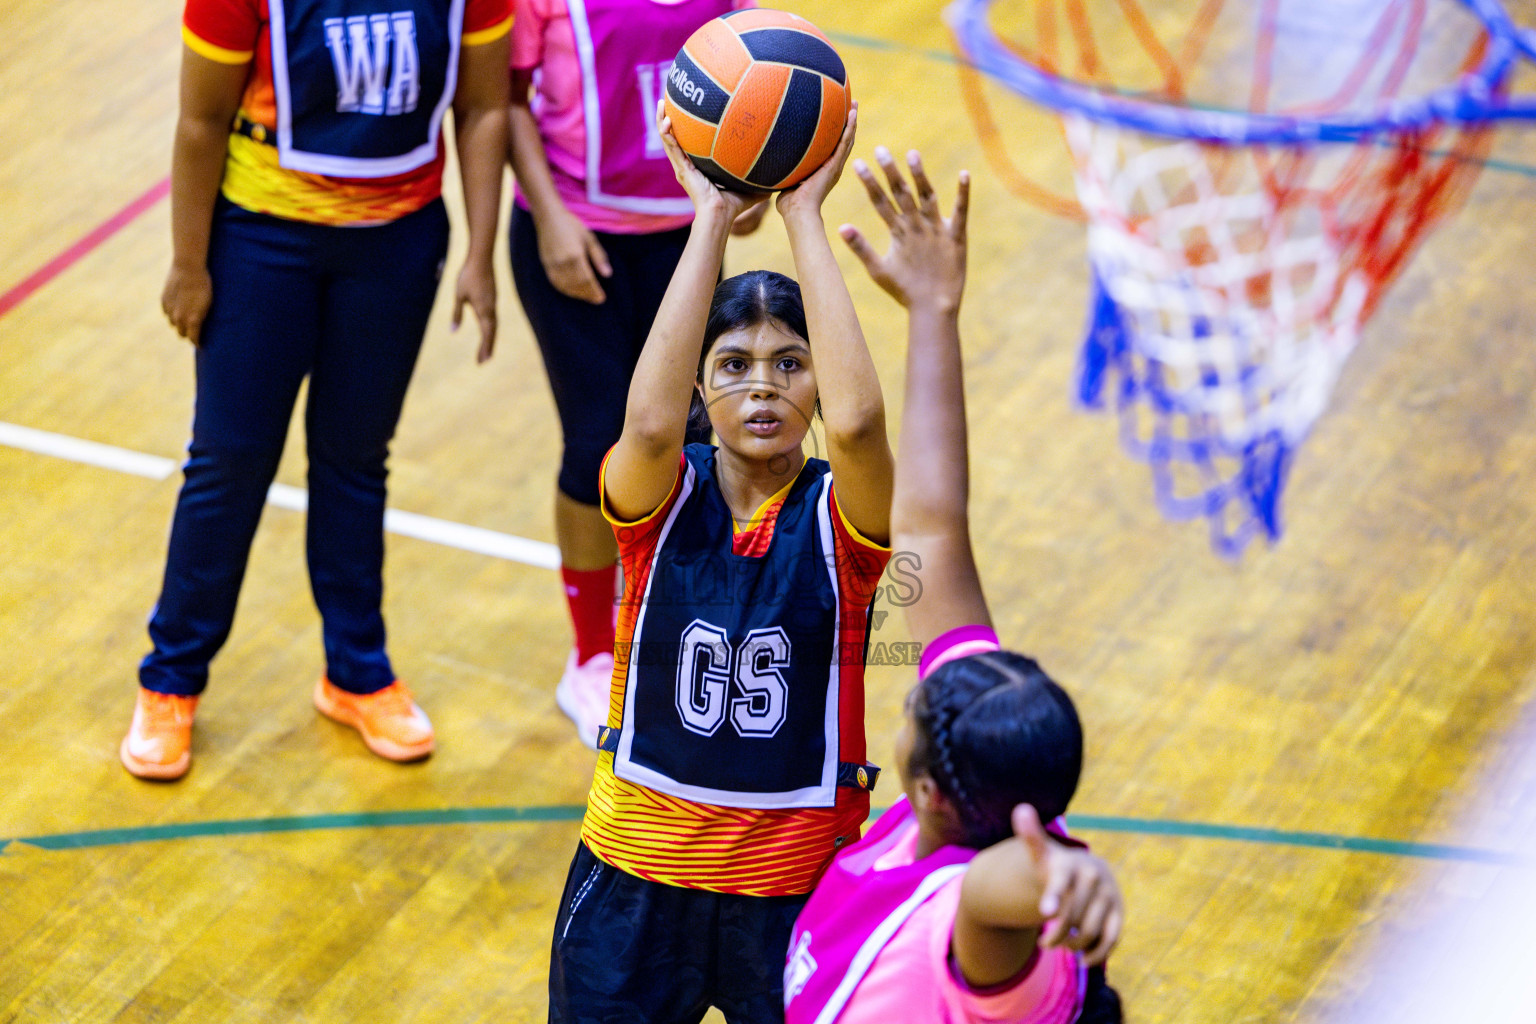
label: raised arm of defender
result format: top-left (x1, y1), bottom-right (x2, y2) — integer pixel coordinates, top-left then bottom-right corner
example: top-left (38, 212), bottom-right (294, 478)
top-left (841, 149), bottom-right (988, 643)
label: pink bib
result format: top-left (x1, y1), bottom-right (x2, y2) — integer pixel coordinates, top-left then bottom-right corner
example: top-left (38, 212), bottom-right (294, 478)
top-left (787, 798), bottom-right (1087, 1024)
top-left (785, 799), bottom-right (975, 1024)
top-left (564, 0), bottom-right (733, 214)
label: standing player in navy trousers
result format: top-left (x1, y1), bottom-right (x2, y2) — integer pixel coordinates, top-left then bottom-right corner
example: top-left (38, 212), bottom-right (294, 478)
top-left (122, 0), bottom-right (511, 780)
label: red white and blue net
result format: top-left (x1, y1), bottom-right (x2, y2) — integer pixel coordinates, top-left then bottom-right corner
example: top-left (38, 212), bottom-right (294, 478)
top-left (949, 0), bottom-right (1536, 556)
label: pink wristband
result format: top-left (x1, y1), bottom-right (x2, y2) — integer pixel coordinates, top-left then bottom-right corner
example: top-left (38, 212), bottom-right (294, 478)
top-left (918, 624), bottom-right (1002, 679)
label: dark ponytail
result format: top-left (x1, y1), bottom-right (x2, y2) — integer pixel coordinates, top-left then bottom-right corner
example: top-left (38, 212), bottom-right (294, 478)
top-left (908, 651), bottom-right (1083, 848)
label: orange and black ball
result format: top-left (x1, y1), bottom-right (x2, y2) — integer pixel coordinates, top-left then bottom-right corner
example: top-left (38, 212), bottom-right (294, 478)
top-left (663, 10), bottom-right (850, 193)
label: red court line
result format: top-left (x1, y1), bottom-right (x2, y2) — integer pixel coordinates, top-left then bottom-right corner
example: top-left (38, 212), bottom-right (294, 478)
top-left (0, 177), bottom-right (171, 320)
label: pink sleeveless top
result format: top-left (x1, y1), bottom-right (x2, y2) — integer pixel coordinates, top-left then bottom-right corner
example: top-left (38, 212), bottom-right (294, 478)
top-left (785, 798), bottom-right (1085, 1024)
top-left (511, 0), bottom-right (744, 233)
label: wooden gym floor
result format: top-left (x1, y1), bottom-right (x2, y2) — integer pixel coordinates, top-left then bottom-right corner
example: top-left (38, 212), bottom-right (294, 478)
top-left (3, 1), bottom-right (1535, 1021)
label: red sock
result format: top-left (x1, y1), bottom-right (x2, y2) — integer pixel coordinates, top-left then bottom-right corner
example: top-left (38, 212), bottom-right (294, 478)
top-left (562, 564), bottom-right (616, 665)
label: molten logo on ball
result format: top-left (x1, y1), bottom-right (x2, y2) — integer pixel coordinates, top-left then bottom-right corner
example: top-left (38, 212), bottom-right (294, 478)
top-left (667, 63), bottom-right (707, 107)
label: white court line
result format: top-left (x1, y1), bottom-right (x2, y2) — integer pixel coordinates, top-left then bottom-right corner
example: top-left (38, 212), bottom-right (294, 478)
top-left (1, 422), bottom-right (561, 571)
top-left (0, 421), bottom-right (178, 480)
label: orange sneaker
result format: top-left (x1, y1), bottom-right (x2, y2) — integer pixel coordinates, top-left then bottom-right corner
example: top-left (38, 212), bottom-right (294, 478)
top-left (120, 688), bottom-right (198, 780)
top-left (313, 677), bottom-right (434, 762)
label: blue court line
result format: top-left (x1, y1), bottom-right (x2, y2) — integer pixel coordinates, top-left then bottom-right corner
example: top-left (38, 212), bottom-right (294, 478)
top-left (825, 30), bottom-right (1536, 181)
top-left (2, 806), bottom-right (1530, 866)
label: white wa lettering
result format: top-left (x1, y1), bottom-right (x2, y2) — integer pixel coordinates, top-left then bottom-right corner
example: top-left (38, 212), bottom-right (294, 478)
top-left (323, 12), bottom-right (420, 116)
top-left (635, 61), bottom-right (672, 158)
top-left (387, 12), bottom-right (420, 114)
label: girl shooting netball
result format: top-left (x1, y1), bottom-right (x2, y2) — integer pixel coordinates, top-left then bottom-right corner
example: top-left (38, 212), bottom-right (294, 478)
top-left (785, 150), bottom-right (1125, 1024)
top-left (546, 103), bottom-right (893, 1023)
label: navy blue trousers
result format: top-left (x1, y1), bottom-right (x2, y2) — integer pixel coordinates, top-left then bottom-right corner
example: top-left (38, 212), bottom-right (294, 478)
top-left (140, 197), bottom-right (448, 696)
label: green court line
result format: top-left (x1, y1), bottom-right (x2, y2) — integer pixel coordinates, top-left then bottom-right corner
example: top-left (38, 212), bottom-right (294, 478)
top-left (824, 30), bottom-right (1536, 181)
top-left (1065, 815), bottom-right (1533, 866)
top-left (2, 807), bottom-right (1529, 866)
top-left (0, 806), bottom-right (583, 854)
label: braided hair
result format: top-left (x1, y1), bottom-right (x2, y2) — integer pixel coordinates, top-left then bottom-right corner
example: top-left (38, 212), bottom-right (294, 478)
top-left (908, 650), bottom-right (1083, 849)
top-left (688, 270), bottom-right (814, 437)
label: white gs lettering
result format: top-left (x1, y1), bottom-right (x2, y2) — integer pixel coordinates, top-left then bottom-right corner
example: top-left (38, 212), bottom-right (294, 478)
top-left (675, 621), bottom-right (792, 740)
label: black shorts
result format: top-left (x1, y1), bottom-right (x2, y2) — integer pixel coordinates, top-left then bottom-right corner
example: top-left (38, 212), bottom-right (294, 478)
top-left (549, 841), bottom-right (809, 1024)
top-left (511, 205), bottom-right (696, 507)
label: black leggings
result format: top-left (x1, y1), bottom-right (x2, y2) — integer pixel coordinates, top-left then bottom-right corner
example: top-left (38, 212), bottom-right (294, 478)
top-left (511, 204), bottom-right (696, 507)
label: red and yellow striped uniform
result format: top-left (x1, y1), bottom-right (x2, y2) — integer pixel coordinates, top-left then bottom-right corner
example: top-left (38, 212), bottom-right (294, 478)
top-left (182, 0), bottom-right (511, 225)
top-left (585, 451), bottom-right (890, 896)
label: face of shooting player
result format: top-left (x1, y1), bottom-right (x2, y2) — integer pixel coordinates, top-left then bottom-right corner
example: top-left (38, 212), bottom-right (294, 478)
top-left (697, 318), bottom-right (818, 466)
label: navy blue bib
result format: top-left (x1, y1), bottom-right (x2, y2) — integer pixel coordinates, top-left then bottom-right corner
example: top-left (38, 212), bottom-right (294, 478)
top-left (610, 446), bottom-right (854, 809)
top-left (269, 0), bottom-right (462, 177)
